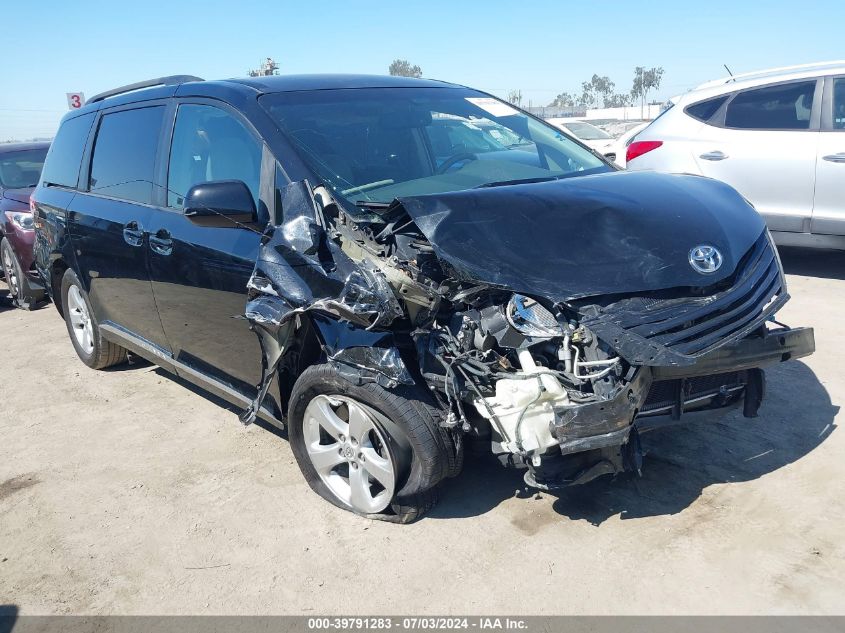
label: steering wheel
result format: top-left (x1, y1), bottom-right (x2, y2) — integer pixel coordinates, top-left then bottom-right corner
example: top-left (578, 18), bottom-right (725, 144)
top-left (436, 153), bottom-right (478, 174)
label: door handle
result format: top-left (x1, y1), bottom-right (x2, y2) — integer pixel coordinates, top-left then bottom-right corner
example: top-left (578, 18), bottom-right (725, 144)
top-left (149, 229), bottom-right (173, 256)
top-left (122, 221), bottom-right (145, 247)
top-left (822, 153), bottom-right (845, 163)
top-left (700, 150), bottom-right (729, 161)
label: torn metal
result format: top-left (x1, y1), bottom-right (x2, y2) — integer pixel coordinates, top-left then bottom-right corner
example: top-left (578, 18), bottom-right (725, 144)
top-left (241, 174), bottom-right (814, 489)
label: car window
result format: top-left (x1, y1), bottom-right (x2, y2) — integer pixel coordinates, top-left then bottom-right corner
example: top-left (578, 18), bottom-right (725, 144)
top-left (563, 121), bottom-right (612, 140)
top-left (725, 81), bottom-right (816, 130)
top-left (41, 113), bottom-right (95, 189)
top-left (685, 95), bottom-right (729, 123)
top-left (834, 78), bottom-right (845, 130)
top-left (167, 104), bottom-right (262, 211)
top-left (89, 106), bottom-right (164, 204)
top-left (0, 148), bottom-right (48, 189)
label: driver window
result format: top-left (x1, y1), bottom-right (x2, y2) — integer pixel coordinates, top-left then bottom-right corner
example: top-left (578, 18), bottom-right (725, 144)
top-left (167, 104), bottom-right (262, 211)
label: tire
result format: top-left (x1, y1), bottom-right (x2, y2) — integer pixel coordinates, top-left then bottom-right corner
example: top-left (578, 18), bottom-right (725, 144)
top-left (1, 237), bottom-right (30, 309)
top-left (288, 363), bottom-right (459, 523)
top-left (60, 268), bottom-right (127, 370)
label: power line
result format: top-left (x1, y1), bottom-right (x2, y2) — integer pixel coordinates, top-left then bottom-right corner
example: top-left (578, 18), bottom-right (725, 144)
top-left (0, 108), bottom-right (66, 113)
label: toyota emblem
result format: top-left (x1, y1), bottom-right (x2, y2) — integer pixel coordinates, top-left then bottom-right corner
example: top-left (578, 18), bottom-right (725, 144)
top-left (689, 245), bottom-right (723, 274)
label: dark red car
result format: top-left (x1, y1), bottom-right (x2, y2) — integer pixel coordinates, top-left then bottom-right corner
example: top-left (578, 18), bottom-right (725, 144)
top-left (1, 142), bottom-right (49, 309)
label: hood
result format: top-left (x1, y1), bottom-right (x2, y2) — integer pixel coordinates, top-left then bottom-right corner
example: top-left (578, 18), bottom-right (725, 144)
top-left (2, 187), bottom-right (34, 205)
top-left (398, 171), bottom-right (766, 303)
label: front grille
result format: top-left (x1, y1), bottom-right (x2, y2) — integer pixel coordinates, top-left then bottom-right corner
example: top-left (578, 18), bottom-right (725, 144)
top-left (642, 371), bottom-right (745, 413)
top-left (583, 232), bottom-right (785, 363)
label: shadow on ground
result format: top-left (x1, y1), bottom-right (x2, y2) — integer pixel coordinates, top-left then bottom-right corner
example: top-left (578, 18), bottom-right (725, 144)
top-left (101, 349), bottom-right (835, 526)
top-left (150, 366), bottom-right (287, 440)
top-left (431, 360), bottom-right (837, 524)
top-left (779, 246), bottom-right (845, 281)
top-left (0, 605), bottom-right (17, 633)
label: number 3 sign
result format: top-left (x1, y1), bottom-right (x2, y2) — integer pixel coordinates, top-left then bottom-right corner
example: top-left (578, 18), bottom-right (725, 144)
top-left (66, 93), bottom-right (85, 109)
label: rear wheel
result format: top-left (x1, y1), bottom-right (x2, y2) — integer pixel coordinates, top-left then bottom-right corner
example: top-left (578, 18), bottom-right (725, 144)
top-left (288, 363), bottom-right (459, 522)
top-left (60, 269), bottom-right (127, 369)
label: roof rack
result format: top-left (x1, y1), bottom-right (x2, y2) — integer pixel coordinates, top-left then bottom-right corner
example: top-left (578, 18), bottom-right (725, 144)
top-left (695, 60), bottom-right (845, 90)
top-left (86, 75), bottom-right (205, 105)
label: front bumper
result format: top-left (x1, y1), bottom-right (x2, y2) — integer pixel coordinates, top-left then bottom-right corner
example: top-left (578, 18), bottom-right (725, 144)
top-left (549, 326), bottom-right (815, 456)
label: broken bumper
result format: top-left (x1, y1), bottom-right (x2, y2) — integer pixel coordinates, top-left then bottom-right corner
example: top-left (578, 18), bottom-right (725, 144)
top-left (549, 327), bottom-right (815, 456)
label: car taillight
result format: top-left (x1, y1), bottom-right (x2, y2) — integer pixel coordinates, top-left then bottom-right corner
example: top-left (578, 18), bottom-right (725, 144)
top-left (626, 140), bottom-right (663, 163)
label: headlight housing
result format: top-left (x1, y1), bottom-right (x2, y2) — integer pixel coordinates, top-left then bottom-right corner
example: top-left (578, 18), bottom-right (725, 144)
top-left (505, 294), bottom-right (563, 338)
top-left (5, 211), bottom-right (34, 231)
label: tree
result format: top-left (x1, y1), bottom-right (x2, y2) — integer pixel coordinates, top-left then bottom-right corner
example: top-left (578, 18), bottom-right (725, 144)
top-left (605, 92), bottom-right (633, 108)
top-left (578, 80), bottom-right (596, 108)
top-left (389, 59), bottom-right (422, 78)
top-left (548, 92), bottom-right (576, 108)
top-left (631, 66), bottom-right (665, 116)
top-left (593, 75), bottom-right (615, 108)
top-left (506, 89), bottom-right (523, 107)
top-left (579, 74), bottom-right (615, 109)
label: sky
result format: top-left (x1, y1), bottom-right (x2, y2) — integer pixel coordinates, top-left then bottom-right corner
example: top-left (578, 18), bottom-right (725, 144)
top-left (3, 0), bottom-right (844, 140)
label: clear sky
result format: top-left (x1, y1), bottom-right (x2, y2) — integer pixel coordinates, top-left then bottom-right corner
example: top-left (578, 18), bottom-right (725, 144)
top-left (3, 0), bottom-right (843, 140)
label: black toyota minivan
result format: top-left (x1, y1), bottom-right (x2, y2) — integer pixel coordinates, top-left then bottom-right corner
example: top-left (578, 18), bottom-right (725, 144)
top-left (33, 74), bottom-right (815, 522)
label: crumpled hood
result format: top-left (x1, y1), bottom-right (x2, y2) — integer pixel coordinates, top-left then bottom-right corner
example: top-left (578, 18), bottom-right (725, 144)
top-left (398, 171), bottom-right (766, 303)
top-left (2, 186), bottom-right (34, 205)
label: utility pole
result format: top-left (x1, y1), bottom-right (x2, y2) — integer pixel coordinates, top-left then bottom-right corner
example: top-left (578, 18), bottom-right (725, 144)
top-left (248, 58), bottom-right (279, 77)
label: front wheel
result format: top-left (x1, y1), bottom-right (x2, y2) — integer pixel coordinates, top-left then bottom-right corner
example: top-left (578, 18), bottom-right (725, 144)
top-left (288, 364), bottom-right (460, 522)
top-left (1, 237), bottom-right (41, 310)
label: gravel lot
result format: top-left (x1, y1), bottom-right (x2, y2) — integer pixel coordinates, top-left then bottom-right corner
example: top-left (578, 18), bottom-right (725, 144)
top-left (1, 247), bottom-right (843, 615)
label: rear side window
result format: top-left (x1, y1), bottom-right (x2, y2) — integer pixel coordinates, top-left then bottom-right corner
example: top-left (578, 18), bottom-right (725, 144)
top-left (725, 81), bottom-right (816, 130)
top-left (41, 113), bottom-right (95, 188)
top-left (89, 106), bottom-right (164, 204)
top-left (685, 95), bottom-right (729, 122)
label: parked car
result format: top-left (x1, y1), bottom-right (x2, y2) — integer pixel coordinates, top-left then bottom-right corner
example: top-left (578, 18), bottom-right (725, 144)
top-left (33, 74), bottom-right (814, 522)
top-left (610, 121), bottom-right (651, 168)
top-left (0, 142), bottom-right (49, 309)
top-left (548, 119), bottom-right (616, 159)
top-left (626, 60), bottom-right (845, 249)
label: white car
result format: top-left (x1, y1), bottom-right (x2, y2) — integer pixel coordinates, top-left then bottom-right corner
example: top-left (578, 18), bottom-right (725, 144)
top-left (626, 60), bottom-right (845, 249)
top-left (609, 121), bottom-right (651, 168)
top-left (548, 119), bottom-right (616, 158)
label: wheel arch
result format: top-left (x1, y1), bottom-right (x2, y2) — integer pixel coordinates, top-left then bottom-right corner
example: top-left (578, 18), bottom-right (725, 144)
top-left (49, 258), bottom-right (70, 317)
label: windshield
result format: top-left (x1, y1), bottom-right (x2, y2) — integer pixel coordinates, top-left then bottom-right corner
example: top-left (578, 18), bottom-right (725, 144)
top-left (0, 147), bottom-right (48, 189)
top-left (260, 87), bottom-right (609, 207)
top-left (561, 121), bottom-right (612, 141)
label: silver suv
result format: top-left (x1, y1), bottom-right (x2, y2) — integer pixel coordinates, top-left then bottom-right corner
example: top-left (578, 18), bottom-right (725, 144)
top-left (627, 61), bottom-right (845, 250)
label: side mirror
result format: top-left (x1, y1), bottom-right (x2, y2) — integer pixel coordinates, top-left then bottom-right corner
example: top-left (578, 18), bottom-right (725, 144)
top-left (184, 180), bottom-right (256, 227)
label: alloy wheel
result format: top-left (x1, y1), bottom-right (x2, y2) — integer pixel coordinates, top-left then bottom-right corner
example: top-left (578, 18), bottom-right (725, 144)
top-left (2, 247), bottom-right (19, 298)
top-left (303, 394), bottom-right (397, 514)
top-left (67, 285), bottom-right (95, 354)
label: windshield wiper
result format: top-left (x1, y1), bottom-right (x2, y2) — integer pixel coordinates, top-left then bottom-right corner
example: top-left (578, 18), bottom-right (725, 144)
top-left (355, 200), bottom-right (392, 210)
top-left (475, 176), bottom-right (560, 189)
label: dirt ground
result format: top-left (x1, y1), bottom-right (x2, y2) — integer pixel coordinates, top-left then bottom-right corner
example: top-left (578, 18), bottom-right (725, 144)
top-left (1, 247), bottom-right (843, 615)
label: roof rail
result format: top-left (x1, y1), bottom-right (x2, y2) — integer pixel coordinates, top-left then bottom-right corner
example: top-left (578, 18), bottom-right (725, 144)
top-left (695, 60), bottom-right (845, 90)
top-left (86, 75), bottom-right (204, 105)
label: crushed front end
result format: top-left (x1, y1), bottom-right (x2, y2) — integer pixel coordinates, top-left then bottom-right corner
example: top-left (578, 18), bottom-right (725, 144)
top-left (242, 173), bottom-right (815, 490)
